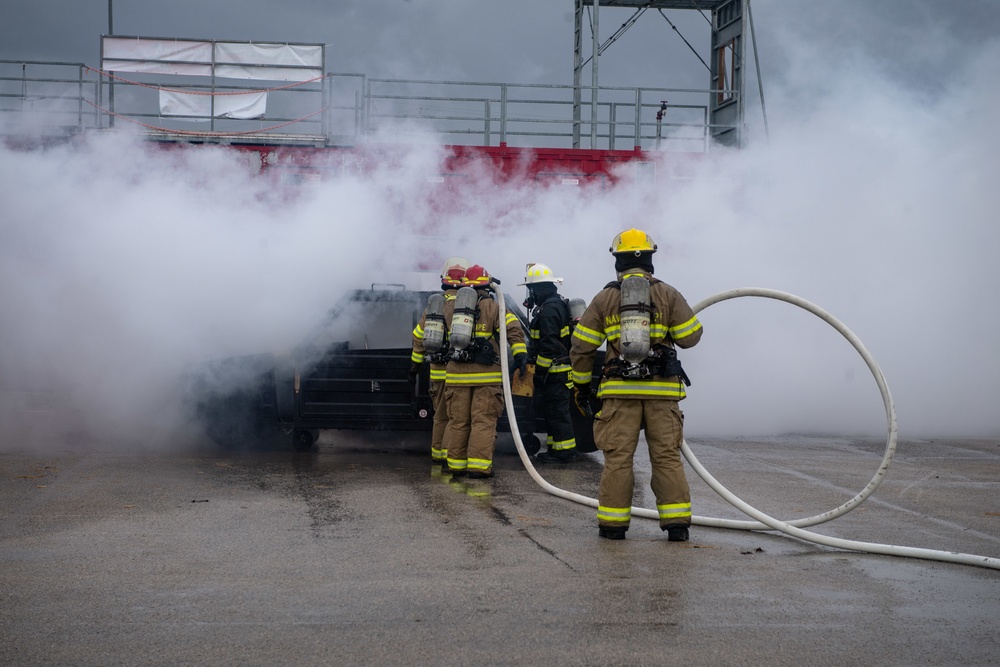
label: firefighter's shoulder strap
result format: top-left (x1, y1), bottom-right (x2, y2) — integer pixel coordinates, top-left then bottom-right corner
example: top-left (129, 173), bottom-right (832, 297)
top-left (554, 295), bottom-right (573, 343)
top-left (554, 295), bottom-right (571, 323)
top-left (604, 274), bottom-right (662, 290)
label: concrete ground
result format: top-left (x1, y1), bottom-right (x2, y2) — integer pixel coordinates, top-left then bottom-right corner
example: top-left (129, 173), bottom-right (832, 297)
top-left (2, 430), bottom-right (999, 666)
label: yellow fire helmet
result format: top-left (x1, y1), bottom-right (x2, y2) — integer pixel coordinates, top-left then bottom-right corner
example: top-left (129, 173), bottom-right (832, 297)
top-left (609, 228), bottom-right (657, 255)
top-left (518, 262), bottom-right (563, 286)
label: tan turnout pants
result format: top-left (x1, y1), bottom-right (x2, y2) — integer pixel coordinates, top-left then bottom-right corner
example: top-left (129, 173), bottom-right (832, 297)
top-left (430, 379), bottom-right (448, 461)
top-left (443, 385), bottom-right (505, 474)
top-left (593, 398), bottom-right (691, 529)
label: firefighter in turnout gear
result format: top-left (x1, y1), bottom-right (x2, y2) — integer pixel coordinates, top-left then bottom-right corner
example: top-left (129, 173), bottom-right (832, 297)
top-left (443, 265), bottom-right (528, 478)
top-left (569, 229), bottom-right (703, 542)
top-left (520, 263), bottom-right (578, 464)
top-left (410, 256), bottom-right (471, 465)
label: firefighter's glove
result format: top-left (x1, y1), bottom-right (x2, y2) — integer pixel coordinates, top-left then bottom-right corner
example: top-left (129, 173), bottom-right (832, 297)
top-left (512, 353), bottom-right (529, 379)
top-left (573, 382), bottom-right (593, 418)
top-left (407, 362), bottom-right (421, 385)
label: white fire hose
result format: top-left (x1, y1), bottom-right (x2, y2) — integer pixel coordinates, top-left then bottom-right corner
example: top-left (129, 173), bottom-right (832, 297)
top-left (494, 284), bottom-right (1000, 571)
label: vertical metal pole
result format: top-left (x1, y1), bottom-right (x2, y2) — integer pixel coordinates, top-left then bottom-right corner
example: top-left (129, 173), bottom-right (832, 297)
top-left (363, 76), bottom-right (371, 139)
top-left (609, 102), bottom-right (617, 151)
top-left (633, 88), bottom-right (642, 150)
top-left (746, 0), bottom-right (769, 142)
top-left (210, 40), bottom-right (216, 132)
top-left (107, 0), bottom-right (114, 127)
top-left (499, 84), bottom-right (508, 145)
top-left (484, 99), bottom-right (491, 146)
top-left (737, 0), bottom-right (748, 147)
top-left (703, 106), bottom-right (708, 152)
top-left (321, 44), bottom-right (329, 143)
top-left (590, 0), bottom-right (600, 149)
top-left (572, 0), bottom-right (582, 149)
top-left (98, 37), bottom-right (106, 128)
top-left (655, 100), bottom-right (663, 151)
top-left (77, 65), bottom-right (84, 130)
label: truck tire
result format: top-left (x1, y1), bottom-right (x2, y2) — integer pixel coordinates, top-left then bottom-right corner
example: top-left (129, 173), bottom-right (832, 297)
top-left (522, 433), bottom-right (542, 457)
top-left (293, 429), bottom-right (318, 452)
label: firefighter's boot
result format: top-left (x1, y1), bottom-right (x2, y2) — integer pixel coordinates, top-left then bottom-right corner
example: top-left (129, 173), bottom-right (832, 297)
top-left (535, 448), bottom-right (578, 464)
top-left (664, 525), bottom-right (689, 542)
top-left (599, 526), bottom-right (627, 540)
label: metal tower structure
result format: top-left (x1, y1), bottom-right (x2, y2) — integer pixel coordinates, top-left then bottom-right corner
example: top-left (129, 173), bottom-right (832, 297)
top-left (573, 0), bottom-right (748, 148)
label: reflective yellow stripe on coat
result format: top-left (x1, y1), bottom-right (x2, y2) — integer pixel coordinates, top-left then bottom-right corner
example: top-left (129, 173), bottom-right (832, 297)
top-left (597, 379), bottom-right (687, 400)
top-left (446, 371), bottom-right (504, 385)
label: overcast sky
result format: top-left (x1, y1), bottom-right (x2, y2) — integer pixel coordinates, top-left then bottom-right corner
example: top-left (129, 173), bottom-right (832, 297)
top-left (1, 1), bottom-right (996, 91)
top-left (2, 2), bottom-right (999, 446)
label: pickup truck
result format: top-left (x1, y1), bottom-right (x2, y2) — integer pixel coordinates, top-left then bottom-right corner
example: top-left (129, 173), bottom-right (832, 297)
top-left (185, 285), bottom-right (599, 453)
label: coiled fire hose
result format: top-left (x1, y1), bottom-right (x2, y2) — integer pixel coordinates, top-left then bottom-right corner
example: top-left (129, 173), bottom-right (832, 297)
top-left (494, 284), bottom-right (1000, 571)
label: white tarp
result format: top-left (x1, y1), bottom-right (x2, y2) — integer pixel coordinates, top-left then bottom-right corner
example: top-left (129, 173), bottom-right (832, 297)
top-left (159, 90), bottom-right (267, 119)
top-left (104, 61), bottom-right (212, 76)
top-left (102, 37), bottom-right (323, 81)
top-left (215, 64), bottom-right (321, 82)
top-left (103, 38), bottom-right (213, 76)
top-left (216, 42), bottom-right (322, 81)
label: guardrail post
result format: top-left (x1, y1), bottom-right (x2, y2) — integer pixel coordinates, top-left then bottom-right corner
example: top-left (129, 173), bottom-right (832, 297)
top-left (633, 88), bottom-right (642, 150)
top-left (610, 102), bottom-right (617, 151)
top-left (363, 76), bottom-right (371, 139)
top-left (590, 0), bottom-right (600, 149)
top-left (77, 65), bottom-right (84, 130)
top-left (484, 99), bottom-right (491, 146)
top-left (210, 41), bottom-right (217, 133)
top-left (500, 84), bottom-right (508, 146)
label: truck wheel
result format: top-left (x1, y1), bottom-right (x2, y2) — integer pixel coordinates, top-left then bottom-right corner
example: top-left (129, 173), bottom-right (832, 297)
top-left (522, 433), bottom-right (541, 457)
top-left (293, 429), bottom-right (318, 452)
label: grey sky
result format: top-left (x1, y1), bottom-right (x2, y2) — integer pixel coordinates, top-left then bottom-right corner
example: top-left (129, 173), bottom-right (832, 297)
top-left (2, 1), bottom-right (996, 94)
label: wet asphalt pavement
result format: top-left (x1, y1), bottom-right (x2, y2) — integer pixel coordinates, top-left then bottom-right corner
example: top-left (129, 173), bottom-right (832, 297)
top-left (2, 431), bottom-right (999, 666)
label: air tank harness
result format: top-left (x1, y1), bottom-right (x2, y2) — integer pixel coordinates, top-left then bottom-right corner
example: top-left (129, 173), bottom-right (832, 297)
top-left (448, 338), bottom-right (500, 366)
top-left (602, 345), bottom-right (691, 385)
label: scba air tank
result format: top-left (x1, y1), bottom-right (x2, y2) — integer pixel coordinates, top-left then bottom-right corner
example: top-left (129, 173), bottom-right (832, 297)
top-left (449, 286), bottom-right (479, 351)
top-left (422, 293), bottom-right (446, 353)
top-left (568, 298), bottom-right (586, 325)
top-left (619, 275), bottom-right (651, 364)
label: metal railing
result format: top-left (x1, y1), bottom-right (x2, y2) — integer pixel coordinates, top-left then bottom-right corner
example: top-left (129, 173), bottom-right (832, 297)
top-left (0, 61), bottom-right (98, 135)
top-left (2, 60), bottom-right (734, 152)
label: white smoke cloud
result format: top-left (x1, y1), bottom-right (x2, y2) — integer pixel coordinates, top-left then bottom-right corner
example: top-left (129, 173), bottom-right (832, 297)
top-left (0, 132), bottom-right (451, 449)
top-left (2, 26), bottom-right (998, 451)
top-left (450, 33), bottom-right (1000, 439)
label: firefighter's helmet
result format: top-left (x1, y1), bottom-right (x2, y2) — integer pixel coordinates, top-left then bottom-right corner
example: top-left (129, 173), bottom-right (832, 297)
top-left (463, 264), bottom-right (492, 287)
top-left (610, 228), bottom-right (657, 256)
top-left (440, 256), bottom-right (471, 287)
top-left (518, 263), bottom-right (563, 286)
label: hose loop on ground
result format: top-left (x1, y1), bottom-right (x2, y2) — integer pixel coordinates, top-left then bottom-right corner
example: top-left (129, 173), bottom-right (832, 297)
top-left (496, 284), bottom-right (1000, 570)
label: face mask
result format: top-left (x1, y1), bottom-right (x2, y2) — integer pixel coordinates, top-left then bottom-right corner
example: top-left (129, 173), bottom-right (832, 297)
top-left (523, 291), bottom-right (537, 310)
